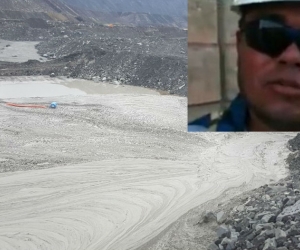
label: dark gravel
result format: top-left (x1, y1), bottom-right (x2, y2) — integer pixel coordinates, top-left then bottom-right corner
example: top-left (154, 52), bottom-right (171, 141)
top-left (0, 20), bottom-right (187, 96)
top-left (288, 134), bottom-right (300, 152)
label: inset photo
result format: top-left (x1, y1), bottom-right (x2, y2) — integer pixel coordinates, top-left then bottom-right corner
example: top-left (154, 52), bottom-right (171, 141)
top-left (188, 0), bottom-right (300, 132)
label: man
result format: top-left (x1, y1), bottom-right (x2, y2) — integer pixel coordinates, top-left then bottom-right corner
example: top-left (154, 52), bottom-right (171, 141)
top-left (189, 0), bottom-right (300, 132)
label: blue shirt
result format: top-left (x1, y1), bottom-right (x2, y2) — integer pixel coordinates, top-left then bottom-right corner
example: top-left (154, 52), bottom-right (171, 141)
top-left (188, 94), bottom-right (249, 132)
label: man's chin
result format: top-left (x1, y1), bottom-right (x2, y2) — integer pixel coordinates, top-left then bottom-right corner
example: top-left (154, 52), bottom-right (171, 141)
top-left (250, 105), bottom-right (300, 131)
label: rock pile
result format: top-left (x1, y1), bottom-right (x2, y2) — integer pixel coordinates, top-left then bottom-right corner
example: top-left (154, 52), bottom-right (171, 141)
top-left (288, 134), bottom-right (300, 152)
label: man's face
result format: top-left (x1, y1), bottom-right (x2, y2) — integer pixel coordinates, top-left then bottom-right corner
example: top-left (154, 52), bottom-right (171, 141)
top-left (237, 3), bottom-right (300, 131)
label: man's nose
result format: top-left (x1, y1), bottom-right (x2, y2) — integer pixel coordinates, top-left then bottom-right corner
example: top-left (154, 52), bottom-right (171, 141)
top-left (278, 43), bottom-right (300, 68)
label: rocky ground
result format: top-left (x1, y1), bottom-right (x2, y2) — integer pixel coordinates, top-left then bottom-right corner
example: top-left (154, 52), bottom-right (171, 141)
top-left (206, 134), bottom-right (300, 250)
top-left (0, 19), bottom-right (187, 96)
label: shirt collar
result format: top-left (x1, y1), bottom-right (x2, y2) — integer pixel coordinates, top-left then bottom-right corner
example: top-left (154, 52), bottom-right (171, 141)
top-left (217, 94), bottom-right (249, 132)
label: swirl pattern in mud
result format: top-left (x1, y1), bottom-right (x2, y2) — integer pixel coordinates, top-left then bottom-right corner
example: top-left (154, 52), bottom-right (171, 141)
top-left (0, 92), bottom-right (295, 250)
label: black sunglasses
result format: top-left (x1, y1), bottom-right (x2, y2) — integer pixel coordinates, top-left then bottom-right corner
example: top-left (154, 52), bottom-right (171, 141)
top-left (242, 18), bottom-right (300, 57)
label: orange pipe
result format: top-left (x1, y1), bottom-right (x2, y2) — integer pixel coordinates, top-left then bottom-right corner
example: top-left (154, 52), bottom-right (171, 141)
top-left (5, 102), bottom-right (47, 109)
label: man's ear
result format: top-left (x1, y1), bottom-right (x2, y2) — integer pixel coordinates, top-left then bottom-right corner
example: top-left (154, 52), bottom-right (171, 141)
top-left (236, 30), bottom-right (242, 44)
top-left (236, 30), bottom-right (242, 52)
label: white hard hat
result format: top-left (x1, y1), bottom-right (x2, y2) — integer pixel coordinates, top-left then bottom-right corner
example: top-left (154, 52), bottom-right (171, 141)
top-left (231, 0), bottom-right (300, 13)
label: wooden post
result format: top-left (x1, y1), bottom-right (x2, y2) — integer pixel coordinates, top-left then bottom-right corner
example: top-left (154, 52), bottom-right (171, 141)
top-left (217, 0), bottom-right (227, 112)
